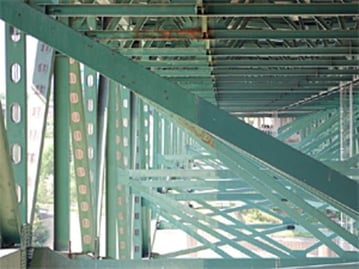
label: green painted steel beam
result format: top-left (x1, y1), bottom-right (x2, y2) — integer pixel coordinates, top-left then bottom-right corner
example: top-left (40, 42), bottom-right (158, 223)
top-left (215, 80), bottom-right (348, 87)
top-left (135, 179), bottom-right (248, 189)
top-left (211, 69), bottom-right (359, 76)
top-left (119, 47), bottom-right (359, 57)
top-left (1, 1), bottom-right (357, 215)
top-left (28, 248), bottom-right (359, 269)
top-left (131, 96), bottom-right (144, 259)
top-left (85, 29), bottom-right (359, 40)
top-left (129, 169), bottom-right (233, 178)
top-left (5, 24), bottom-right (27, 223)
top-left (216, 89), bottom-right (338, 95)
top-left (41, 3), bottom-right (359, 17)
top-left (138, 100), bottom-right (151, 258)
top-left (215, 85), bottom-right (338, 91)
top-left (106, 80), bottom-right (118, 258)
top-left (142, 59), bottom-right (359, 68)
top-left (0, 103), bottom-right (21, 246)
top-left (96, 75), bottom-right (109, 243)
top-left (171, 76), bottom-right (353, 83)
top-left (116, 86), bottom-right (132, 259)
top-left (69, 60), bottom-right (96, 253)
top-left (53, 55), bottom-right (70, 251)
top-left (167, 192), bottom-right (265, 201)
top-left (83, 66), bottom-right (98, 225)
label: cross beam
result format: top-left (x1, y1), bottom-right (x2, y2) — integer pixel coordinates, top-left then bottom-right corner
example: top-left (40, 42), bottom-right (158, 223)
top-left (40, 3), bottom-right (359, 17)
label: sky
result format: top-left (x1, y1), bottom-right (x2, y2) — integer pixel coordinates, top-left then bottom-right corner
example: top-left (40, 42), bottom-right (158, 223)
top-left (0, 19), bottom-right (38, 97)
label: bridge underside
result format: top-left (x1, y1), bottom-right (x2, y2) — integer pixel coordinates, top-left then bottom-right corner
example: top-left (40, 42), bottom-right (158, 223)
top-left (0, 0), bottom-right (358, 268)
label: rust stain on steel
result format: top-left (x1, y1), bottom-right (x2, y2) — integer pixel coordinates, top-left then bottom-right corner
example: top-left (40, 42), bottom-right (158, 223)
top-left (179, 119), bottom-right (214, 148)
top-left (133, 29), bottom-right (202, 40)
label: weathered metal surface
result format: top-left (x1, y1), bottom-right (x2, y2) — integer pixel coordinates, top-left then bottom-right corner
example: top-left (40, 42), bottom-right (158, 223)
top-left (2, 1), bottom-right (355, 214)
top-left (42, 3), bottom-right (359, 17)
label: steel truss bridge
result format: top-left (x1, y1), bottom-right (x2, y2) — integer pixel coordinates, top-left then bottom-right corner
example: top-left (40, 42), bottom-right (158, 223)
top-left (0, 0), bottom-right (358, 268)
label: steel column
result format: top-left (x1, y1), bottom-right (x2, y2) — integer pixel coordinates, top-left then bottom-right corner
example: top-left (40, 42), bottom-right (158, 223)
top-left (68, 59), bottom-right (95, 253)
top-left (5, 23), bottom-right (27, 223)
top-left (53, 54), bottom-right (70, 251)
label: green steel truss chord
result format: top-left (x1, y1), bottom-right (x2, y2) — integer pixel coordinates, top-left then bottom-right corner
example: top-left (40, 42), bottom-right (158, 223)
top-left (28, 41), bottom-right (54, 224)
top-left (131, 96), bottom-right (144, 259)
top-left (95, 75), bottom-right (109, 249)
top-left (53, 0), bottom-right (71, 252)
top-left (41, 3), bottom-right (359, 17)
top-left (140, 59), bottom-right (359, 68)
top-left (151, 109), bottom-right (160, 170)
top-left (0, 102), bottom-right (21, 246)
top-left (117, 47), bottom-right (359, 57)
top-left (139, 99), bottom-right (150, 170)
top-left (53, 54), bottom-right (70, 251)
top-left (82, 66), bottom-right (98, 227)
top-left (116, 86), bottom-right (131, 259)
top-left (106, 80), bottom-right (118, 258)
top-left (27, 247), bottom-right (359, 269)
top-left (139, 99), bottom-right (151, 257)
top-left (68, 59), bottom-right (95, 253)
top-left (83, 29), bottom-right (359, 41)
top-left (95, 74), bottom-right (110, 251)
top-left (5, 23), bottom-right (27, 224)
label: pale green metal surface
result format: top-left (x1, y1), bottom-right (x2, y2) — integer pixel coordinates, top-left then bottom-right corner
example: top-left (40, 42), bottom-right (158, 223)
top-left (4, 0), bottom-right (358, 115)
top-left (68, 60), bottom-right (96, 253)
top-left (0, 0), bottom-right (359, 267)
top-left (5, 23), bottom-right (27, 224)
top-left (143, 108), bottom-right (359, 259)
top-left (0, 0), bottom-right (357, 216)
top-left (116, 86), bottom-right (132, 259)
top-left (53, 55), bottom-right (70, 251)
top-left (106, 80), bottom-right (118, 258)
top-left (28, 248), bottom-right (359, 269)
top-left (131, 96), bottom-right (144, 259)
top-left (83, 66), bottom-right (98, 225)
top-left (41, 3), bottom-right (359, 17)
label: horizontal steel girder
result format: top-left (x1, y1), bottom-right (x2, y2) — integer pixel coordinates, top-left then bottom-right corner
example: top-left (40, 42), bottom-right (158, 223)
top-left (1, 1), bottom-right (358, 215)
top-left (142, 59), bottom-right (359, 68)
top-left (28, 248), bottom-right (359, 269)
top-left (41, 3), bottom-right (359, 17)
top-left (119, 47), bottom-right (359, 57)
top-left (160, 69), bottom-right (359, 76)
top-left (84, 29), bottom-right (359, 40)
